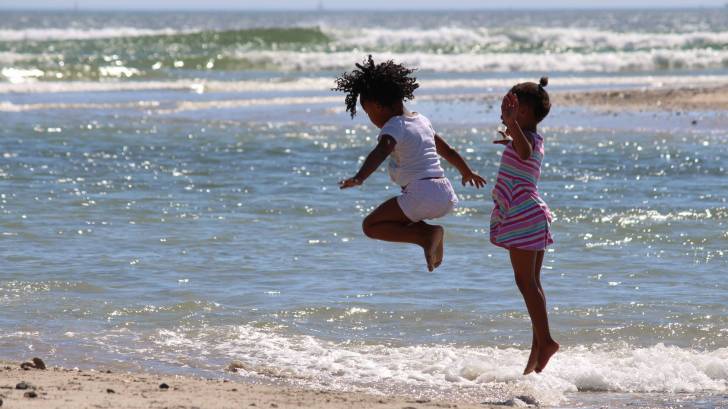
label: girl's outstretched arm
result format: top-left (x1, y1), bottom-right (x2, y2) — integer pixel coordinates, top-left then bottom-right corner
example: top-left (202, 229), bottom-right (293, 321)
top-left (434, 134), bottom-right (486, 188)
top-left (339, 135), bottom-right (396, 189)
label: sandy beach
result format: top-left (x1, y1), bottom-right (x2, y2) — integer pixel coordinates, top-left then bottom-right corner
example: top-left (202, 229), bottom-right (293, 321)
top-left (555, 83), bottom-right (728, 111)
top-left (0, 360), bottom-right (509, 409)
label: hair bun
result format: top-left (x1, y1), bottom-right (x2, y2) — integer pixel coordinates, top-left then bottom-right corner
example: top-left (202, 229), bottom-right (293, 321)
top-left (539, 77), bottom-right (549, 88)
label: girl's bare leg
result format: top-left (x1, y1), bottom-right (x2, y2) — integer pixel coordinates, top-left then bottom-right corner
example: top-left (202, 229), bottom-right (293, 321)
top-left (510, 248), bottom-right (559, 374)
top-left (523, 251), bottom-right (545, 375)
top-left (524, 325), bottom-right (538, 375)
top-left (362, 198), bottom-right (443, 271)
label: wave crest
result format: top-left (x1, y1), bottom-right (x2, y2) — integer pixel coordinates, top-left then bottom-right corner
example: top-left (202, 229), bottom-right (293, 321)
top-left (146, 325), bottom-right (728, 405)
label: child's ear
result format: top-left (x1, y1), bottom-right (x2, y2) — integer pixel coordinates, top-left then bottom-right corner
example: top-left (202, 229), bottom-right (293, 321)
top-left (519, 104), bottom-right (530, 117)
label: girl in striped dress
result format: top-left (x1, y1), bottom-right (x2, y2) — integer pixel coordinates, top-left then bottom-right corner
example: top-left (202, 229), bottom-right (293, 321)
top-left (491, 77), bottom-right (559, 375)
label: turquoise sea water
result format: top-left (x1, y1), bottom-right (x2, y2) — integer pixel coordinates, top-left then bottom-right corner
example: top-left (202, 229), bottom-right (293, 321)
top-left (1, 9), bottom-right (728, 408)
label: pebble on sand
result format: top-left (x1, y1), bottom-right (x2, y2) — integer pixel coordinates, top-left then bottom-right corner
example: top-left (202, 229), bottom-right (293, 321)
top-left (107, 388), bottom-right (116, 394)
top-left (15, 381), bottom-right (30, 390)
top-left (227, 360), bottom-right (248, 372)
top-left (20, 357), bottom-right (47, 371)
top-left (24, 391), bottom-right (38, 398)
top-left (32, 357), bottom-right (47, 370)
top-left (159, 383), bottom-right (170, 390)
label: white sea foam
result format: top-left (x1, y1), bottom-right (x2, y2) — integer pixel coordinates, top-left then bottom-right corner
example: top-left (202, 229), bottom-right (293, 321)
top-left (4, 25), bottom-right (726, 53)
top-left (0, 51), bottom-right (33, 64)
top-left (1, 67), bottom-right (44, 83)
top-left (227, 49), bottom-right (728, 73)
top-left (150, 325), bottom-right (728, 406)
top-left (0, 27), bottom-right (181, 42)
top-left (327, 26), bottom-right (728, 53)
top-left (1, 25), bottom-right (726, 74)
top-left (2, 74), bottom-right (727, 95)
top-left (0, 80), bottom-right (202, 94)
top-left (0, 101), bottom-right (159, 112)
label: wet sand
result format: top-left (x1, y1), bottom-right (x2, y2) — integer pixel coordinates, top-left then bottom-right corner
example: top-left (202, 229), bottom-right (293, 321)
top-left (0, 360), bottom-right (509, 409)
top-left (555, 83), bottom-right (728, 111)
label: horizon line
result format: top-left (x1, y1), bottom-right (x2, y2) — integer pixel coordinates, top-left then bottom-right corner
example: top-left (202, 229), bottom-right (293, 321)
top-left (1, 5), bottom-right (726, 11)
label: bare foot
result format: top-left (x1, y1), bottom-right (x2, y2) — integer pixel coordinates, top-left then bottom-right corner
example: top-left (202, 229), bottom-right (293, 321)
top-left (433, 232), bottom-right (444, 268)
top-left (423, 226), bottom-right (444, 272)
top-left (535, 340), bottom-right (560, 373)
top-left (523, 342), bottom-right (538, 375)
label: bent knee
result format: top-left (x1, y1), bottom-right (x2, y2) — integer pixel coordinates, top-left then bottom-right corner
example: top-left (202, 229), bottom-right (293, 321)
top-left (362, 217), bottom-right (376, 238)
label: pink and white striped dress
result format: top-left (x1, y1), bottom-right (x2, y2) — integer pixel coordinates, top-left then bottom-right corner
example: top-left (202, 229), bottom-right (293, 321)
top-left (490, 130), bottom-right (553, 251)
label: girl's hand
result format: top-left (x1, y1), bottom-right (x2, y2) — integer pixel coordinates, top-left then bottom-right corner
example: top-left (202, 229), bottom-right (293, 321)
top-left (339, 177), bottom-right (362, 189)
top-left (462, 171), bottom-right (487, 188)
top-left (501, 92), bottom-right (519, 124)
top-left (493, 129), bottom-right (511, 145)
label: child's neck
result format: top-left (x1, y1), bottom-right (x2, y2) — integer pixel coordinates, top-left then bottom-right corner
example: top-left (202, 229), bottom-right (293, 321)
top-left (382, 102), bottom-right (407, 123)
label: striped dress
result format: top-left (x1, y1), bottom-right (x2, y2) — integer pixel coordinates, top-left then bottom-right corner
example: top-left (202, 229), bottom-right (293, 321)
top-left (490, 130), bottom-right (553, 251)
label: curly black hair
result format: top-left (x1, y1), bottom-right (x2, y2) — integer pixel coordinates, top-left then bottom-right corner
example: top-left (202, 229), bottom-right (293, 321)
top-left (510, 77), bottom-right (551, 123)
top-left (333, 55), bottom-right (419, 118)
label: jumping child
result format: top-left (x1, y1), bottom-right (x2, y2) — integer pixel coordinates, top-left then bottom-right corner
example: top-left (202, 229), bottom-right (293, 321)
top-left (335, 55), bottom-right (486, 271)
top-left (491, 77), bottom-right (559, 374)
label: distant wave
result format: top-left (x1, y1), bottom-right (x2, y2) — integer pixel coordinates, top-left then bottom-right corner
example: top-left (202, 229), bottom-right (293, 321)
top-left (329, 26), bottom-right (728, 53)
top-left (220, 49), bottom-right (728, 73)
top-left (1, 25), bottom-right (727, 78)
top-left (3, 74), bottom-right (728, 95)
top-left (2, 49), bottom-right (728, 83)
top-left (0, 27), bottom-right (182, 42)
top-left (3, 26), bottom-right (727, 53)
top-left (0, 26), bottom-right (329, 45)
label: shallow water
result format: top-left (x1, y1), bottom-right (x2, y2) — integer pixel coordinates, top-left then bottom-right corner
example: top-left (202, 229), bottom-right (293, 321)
top-left (2, 9), bottom-right (728, 408)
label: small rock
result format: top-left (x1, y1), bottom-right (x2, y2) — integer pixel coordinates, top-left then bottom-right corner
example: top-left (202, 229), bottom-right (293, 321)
top-left (415, 399), bottom-right (431, 403)
top-left (515, 395), bottom-right (538, 406)
top-left (20, 362), bottom-right (34, 370)
top-left (24, 391), bottom-right (38, 398)
top-left (506, 398), bottom-right (528, 407)
top-left (691, 120), bottom-right (698, 125)
top-left (32, 358), bottom-right (46, 370)
top-left (483, 398), bottom-right (530, 407)
top-left (231, 388), bottom-right (238, 392)
top-left (15, 382), bottom-right (30, 390)
top-left (106, 388), bottom-right (115, 394)
top-left (106, 370), bottom-right (113, 374)
top-left (159, 383), bottom-right (169, 390)
top-left (270, 404), bottom-right (278, 408)
top-left (227, 360), bottom-right (247, 372)
top-left (0, 397), bottom-right (3, 407)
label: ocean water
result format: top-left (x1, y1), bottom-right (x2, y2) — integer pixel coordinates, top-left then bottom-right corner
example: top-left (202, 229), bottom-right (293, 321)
top-left (1, 9), bottom-right (728, 408)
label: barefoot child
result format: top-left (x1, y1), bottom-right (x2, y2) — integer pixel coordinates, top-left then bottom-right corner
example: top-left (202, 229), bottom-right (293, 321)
top-left (335, 55), bottom-right (486, 271)
top-left (491, 77), bottom-right (559, 374)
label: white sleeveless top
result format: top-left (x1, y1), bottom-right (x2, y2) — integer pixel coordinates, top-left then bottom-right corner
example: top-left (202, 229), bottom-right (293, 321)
top-left (377, 113), bottom-right (445, 187)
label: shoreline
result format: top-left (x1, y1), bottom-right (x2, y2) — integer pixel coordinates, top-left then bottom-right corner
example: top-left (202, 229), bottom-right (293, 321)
top-left (0, 359), bottom-right (507, 409)
top-left (3, 83), bottom-right (728, 116)
top-left (554, 83), bottom-right (728, 112)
